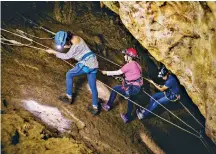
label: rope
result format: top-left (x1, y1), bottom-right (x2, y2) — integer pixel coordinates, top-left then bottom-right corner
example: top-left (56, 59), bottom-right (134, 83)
top-left (1, 39), bottom-right (46, 51)
top-left (4, 28), bottom-right (215, 153)
top-left (16, 29), bottom-right (54, 40)
top-left (98, 80), bottom-right (201, 139)
top-left (7, 15), bottom-right (214, 151)
top-left (1, 35), bottom-right (33, 46)
top-left (92, 40), bottom-right (215, 153)
top-left (1, 28), bottom-right (52, 51)
top-left (95, 53), bottom-right (122, 67)
top-left (1, 42), bottom-right (20, 46)
top-left (200, 136), bottom-right (215, 154)
top-left (1, 28), bottom-right (200, 132)
top-left (96, 53), bottom-right (214, 150)
top-left (1, 28), bottom-right (33, 42)
top-left (142, 90), bottom-right (200, 134)
top-left (16, 12), bottom-right (56, 35)
top-left (1, 29), bottom-right (201, 139)
top-left (45, 53), bottom-right (201, 138)
top-left (94, 51), bottom-right (202, 135)
top-left (179, 101), bottom-right (205, 128)
top-left (94, 51), bottom-right (204, 133)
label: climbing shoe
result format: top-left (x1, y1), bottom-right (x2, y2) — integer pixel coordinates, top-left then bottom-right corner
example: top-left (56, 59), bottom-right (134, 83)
top-left (120, 114), bottom-right (129, 123)
top-left (136, 109), bottom-right (144, 120)
top-left (88, 106), bottom-right (99, 115)
top-left (58, 95), bottom-right (73, 104)
top-left (101, 103), bottom-right (110, 111)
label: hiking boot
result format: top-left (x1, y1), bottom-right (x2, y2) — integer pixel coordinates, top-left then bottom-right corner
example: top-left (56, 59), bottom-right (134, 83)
top-left (136, 109), bottom-right (144, 120)
top-left (58, 95), bottom-right (73, 104)
top-left (101, 103), bottom-right (110, 111)
top-left (88, 106), bottom-right (99, 115)
top-left (120, 114), bottom-right (129, 123)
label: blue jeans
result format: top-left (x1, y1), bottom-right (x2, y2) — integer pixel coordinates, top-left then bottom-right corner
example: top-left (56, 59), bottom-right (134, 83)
top-left (143, 92), bottom-right (170, 117)
top-left (66, 65), bottom-right (98, 107)
top-left (107, 85), bottom-right (140, 118)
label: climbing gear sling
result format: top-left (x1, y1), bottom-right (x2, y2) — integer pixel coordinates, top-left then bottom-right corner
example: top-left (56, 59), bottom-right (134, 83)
top-left (77, 51), bottom-right (97, 74)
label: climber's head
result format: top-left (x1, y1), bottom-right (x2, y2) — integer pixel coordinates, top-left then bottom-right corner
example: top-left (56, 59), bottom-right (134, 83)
top-left (122, 48), bottom-right (138, 62)
top-left (158, 66), bottom-right (169, 80)
top-left (55, 31), bottom-right (74, 49)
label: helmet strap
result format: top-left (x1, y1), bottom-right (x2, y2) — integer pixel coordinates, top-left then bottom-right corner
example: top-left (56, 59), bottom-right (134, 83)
top-left (126, 55), bottom-right (133, 62)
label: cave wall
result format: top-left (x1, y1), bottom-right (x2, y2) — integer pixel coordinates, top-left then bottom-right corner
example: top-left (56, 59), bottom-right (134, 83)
top-left (103, 1), bottom-right (216, 142)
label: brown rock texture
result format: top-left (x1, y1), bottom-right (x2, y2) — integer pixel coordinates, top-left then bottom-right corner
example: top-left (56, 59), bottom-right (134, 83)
top-left (1, 102), bottom-right (93, 154)
top-left (54, 2), bottom-right (76, 24)
top-left (103, 1), bottom-right (216, 142)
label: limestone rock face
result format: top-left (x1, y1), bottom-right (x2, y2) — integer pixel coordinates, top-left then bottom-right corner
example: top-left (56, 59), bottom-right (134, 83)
top-left (54, 2), bottom-right (75, 24)
top-left (104, 1), bottom-right (216, 142)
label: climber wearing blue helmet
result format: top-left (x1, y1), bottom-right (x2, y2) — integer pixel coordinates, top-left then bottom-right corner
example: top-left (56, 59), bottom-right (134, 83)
top-left (46, 31), bottom-right (99, 115)
top-left (136, 66), bottom-right (181, 119)
top-left (54, 31), bottom-right (68, 49)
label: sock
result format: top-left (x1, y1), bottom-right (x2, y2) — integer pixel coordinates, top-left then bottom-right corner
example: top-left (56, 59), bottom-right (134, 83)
top-left (66, 94), bottom-right (72, 99)
top-left (93, 105), bottom-right (98, 109)
top-left (141, 109), bottom-right (146, 114)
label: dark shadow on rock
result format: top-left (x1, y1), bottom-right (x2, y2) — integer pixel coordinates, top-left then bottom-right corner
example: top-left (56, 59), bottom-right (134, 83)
top-left (1, 110), bottom-right (7, 114)
top-left (3, 99), bottom-right (8, 107)
top-left (11, 130), bottom-right (20, 145)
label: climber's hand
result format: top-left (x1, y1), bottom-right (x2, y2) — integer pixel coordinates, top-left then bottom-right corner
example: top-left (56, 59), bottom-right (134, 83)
top-left (46, 49), bottom-right (57, 54)
top-left (64, 45), bottom-right (71, 49)
top-left (177, 95), bottom-right (181, 100)
top-left (148, 79), bottom-right (154, 84)
top-left (101, 71), bottom-right (107, 75)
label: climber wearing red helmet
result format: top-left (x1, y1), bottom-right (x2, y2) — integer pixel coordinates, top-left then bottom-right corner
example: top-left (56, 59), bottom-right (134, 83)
top-left (101, 48), bottom-right (143, 123)
top-left (122, 48), bottom-right (139, 59)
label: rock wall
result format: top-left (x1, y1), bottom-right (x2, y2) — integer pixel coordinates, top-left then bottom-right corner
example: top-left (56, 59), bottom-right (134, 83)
top-left (54, 2), bottom-right (75, 24)
top-left (103, 1), bottom-right (216, 142)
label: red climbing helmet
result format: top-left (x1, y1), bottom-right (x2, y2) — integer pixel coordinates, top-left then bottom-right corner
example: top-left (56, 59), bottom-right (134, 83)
top-left (122, 48), bottom-right (138, 58)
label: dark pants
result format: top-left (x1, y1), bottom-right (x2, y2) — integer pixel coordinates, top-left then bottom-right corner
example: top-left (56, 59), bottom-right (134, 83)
top-left (143, 92), bottom-right (170, 117)
top-left (107, 85), bottom-right (140, 118)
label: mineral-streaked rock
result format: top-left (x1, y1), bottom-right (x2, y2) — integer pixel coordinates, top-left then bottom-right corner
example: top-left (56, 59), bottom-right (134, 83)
top-left (103, 1), bottom-right (216, 142)
top-left (23, 100), bottom-right (71, 132)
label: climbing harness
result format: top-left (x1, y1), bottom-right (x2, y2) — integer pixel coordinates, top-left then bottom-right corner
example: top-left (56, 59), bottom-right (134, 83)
top-left (121, 77), bottom-right (143, 95)
top-left (1, 25), bottom-right (214, 153)
top-left (164, 91), bottom-right (180, 102)
top-left (78, 51), bottom-right (97, 74)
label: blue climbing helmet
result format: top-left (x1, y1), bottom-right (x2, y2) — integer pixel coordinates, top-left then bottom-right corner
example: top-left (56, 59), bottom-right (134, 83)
top-left (55, 31), bottom-right (68, 49)
top-left (158, 66), bottom-right (168, 77)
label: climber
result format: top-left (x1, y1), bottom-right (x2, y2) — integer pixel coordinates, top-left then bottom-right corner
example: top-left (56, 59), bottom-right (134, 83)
top-left (136, 66), bottom-right (181, 119)
top-left (101, 48), bottom-right (143, 123)
top-left (46, 31), bottom-right (99, 115)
